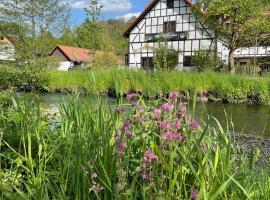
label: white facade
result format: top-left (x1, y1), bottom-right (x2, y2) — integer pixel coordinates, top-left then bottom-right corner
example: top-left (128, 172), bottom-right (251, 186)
top-left (58, 61), bottom-right (74, 71)
top-left (0, 44), bottom-right (15, 61)
top-left (126, 0), bottom-right (228, 70)
top-left (235, 46), bottom-right (270, 58)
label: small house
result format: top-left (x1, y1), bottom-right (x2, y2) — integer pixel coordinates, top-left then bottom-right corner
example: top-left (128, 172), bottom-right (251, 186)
top-left (50, 45), bottom-right (91, 71)
top-left (0, 36), bottom-right (15, 62)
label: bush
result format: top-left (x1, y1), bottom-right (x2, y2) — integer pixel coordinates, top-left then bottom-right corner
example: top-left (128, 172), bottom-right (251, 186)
top-left (0, 65), bottom-right (48, 91)
top-left (154, 40), bottom-right (178, 70)
top-left (193, 49), bottom-right (225, 72)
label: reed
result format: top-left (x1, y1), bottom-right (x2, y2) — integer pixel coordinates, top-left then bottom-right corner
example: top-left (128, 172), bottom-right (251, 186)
top-left (0, 94), bottom-right (269, 199)
top-left (46, 69), bottom-right (270, 104)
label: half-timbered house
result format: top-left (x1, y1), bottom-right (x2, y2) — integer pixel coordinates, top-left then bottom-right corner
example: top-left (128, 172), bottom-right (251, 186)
top-left (123, 0), bottom-right (228, 70)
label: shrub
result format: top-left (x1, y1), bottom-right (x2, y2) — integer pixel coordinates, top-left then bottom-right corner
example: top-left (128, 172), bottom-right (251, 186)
top-left (0, 64), bottom-right (48, 91)
top-left (154, 40), bottom-right (178, 70)
top-left (193, 49), bottom-right (225, 72)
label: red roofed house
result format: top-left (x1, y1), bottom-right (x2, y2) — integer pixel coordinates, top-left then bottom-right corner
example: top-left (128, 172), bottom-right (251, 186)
top-left (50, 45), bottom-right (91, 71)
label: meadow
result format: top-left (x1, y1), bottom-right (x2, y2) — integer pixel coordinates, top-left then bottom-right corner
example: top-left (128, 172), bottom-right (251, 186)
top-left (0, 94), bottom-right (270, 199)
top-left (46, 68), bottom-right (270, 105)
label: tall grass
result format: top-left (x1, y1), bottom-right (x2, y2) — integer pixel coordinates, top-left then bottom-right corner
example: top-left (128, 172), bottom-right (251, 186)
top-left (46, 69), bottom-right (270, 104)
top-left (0, 94), bottom-right (269, 199)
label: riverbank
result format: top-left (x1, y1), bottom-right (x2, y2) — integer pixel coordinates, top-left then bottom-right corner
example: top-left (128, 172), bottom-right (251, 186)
top-left (45, 69), bottom-right (270, 105)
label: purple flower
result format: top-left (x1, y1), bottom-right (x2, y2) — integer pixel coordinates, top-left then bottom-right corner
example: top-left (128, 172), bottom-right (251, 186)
top-left (152, 108), bottom-right (162, 120)
top-left (114, 132), bottom-right (121, 140)
top-left (118, 141), bottom-right (127, 152)
top-left (162, 131), bottom-right (184, 143)
top-left (174, 119), bottom-right (181, 129)
top-left (143, 148), bottom-right (157, 167)
top-left (142, 171), bottom-right (150, 180)
top-left (132, 101), bottom-right (140, 107)
top-left (190, 187), bottom-right (199, 200)
top-left (159, 120), bottom-right (171, 130)
top-left (91, 172), bottom-right (98, 180)
top-left (125, 130), bottom-right (134, 137)
top-left (126, 93), bottom-right (139, 100)
top-left (121, 120), bottom-right (132, 133)
top-left (95, 184), bottom-right (105, 191)
top-left (191, 119), bottom-right (199, 129)
top-left (168, 92), bottom-right (179, 101)
top-left (162, 103), bottom-right (174, 111)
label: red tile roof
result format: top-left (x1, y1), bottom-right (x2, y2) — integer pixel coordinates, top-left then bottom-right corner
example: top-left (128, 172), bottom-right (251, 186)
top-left (50, 45), bottom-right (91, 62)
top-left (123, 0), bottom-right (192, 37)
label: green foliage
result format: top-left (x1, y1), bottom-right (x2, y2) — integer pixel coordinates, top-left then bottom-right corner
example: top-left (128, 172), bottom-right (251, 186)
top-left (46, 69), bottom-right (270, 104)
top-left (154, 40), bottom-right (179, 71)
top-left (0, 65), bottom-right (48, 91)
top-left (193, 49), bottom-right (225, 72)
top-left (0, 95), bottom-right (269, 199)
top-left (76, 21), bottom-right (104, 50)
top-left (195, 0), bottom-right (270, 73)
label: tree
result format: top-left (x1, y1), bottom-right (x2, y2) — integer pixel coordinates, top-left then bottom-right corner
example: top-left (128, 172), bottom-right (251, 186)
top-left (85, 0), bottom-right (103, 22)
top-left (195, 0), bottom-right (270, 73)
top-left (0, 0), bottom-right (70, 63)
top-left (83, 0), bottom-right (104, 68)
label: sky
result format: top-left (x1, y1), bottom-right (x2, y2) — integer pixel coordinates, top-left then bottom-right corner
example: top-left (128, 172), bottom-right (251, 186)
top-left (70, 0), bottom-right (148, 24)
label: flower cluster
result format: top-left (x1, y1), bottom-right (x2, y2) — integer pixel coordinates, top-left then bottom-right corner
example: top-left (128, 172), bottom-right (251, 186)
top-left (142, 148), bottom-right (158, 180)
top-left (168, 92), bottom-right (180, 102)
top-left (126, 93), bottom-right (139, 100)
top-left (162, 103), bottom-right (174, 111)
top-left (162, 130), bottom-right (184, 143)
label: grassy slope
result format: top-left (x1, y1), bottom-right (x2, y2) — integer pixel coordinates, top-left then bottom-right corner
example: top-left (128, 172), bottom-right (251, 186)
top-left (46, 69), bottom-right (270, 104)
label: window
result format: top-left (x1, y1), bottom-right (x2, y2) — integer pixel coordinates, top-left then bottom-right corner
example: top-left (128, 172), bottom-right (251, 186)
top-left (163, 21), bottom-right (176, 33)
top-left (125, 54), bottom-right (129, 65)
top-left (167, 0), bottom-right (174, 8)
top-left (183, 56), bottom-right (193, 67)
top-left (141, 57), bottom-right (154, 70)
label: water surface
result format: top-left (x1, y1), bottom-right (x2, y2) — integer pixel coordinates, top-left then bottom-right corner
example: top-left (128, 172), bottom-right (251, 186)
top-left (31, 93), bottom-right (270, 137)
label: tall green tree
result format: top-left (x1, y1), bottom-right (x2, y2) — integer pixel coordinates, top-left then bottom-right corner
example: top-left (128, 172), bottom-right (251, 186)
top-left (195, 0), bottom-right (270, 73)
top-left (0, 0), bottom-right (70, 62)
top-left (80, 0), bottom-right (104, 67)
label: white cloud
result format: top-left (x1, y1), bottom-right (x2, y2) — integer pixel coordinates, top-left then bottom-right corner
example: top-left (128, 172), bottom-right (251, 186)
top-left (71, 0), bottom-right (132, 13)
top-left (116, 12), bottom-right (140, 21)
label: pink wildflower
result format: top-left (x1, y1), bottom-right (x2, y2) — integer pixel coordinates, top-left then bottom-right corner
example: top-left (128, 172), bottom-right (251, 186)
top-left (190, 187), bottom-right (199, 200)
top-left (125, 130), bottom-right (134, 137)
top-left (191, 119), bottom-right (199, 129)
top-left (168, 92), bottom-right (179, 101)
top-left (121, 120), bottom-right (132, 133)
top-left (174, 119), bottom-right (181, 129)
top-left (152, 108), bottom-right (162, 119)
top-left (159, 120), bottom-right (171, 130)
top-left (118, 141), bottom-right (127, 152)
top-left (143, 148), bottom-right (157, 167)
top-left (126, 93), bottom-right (139, 100)
top-left (132, 101), bottom-right (140, 107)
top-left (162, 131), bottom-right (184, 143)
top-left (162, 103), bottom-right (174, 111)
top-left (114, 132), bottom-right (121, 140)
top-left (91, 172), bottom-right (98, 180)
top-left (142, 171), bottom-right (150, 180)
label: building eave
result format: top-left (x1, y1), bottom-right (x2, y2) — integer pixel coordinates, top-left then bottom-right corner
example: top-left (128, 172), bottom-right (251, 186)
top-left (123, 0), bottom-right (192, 38)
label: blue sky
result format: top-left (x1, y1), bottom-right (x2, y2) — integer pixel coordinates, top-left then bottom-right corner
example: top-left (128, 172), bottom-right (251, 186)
top-left (70, 0), bottom-right (148, 24)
